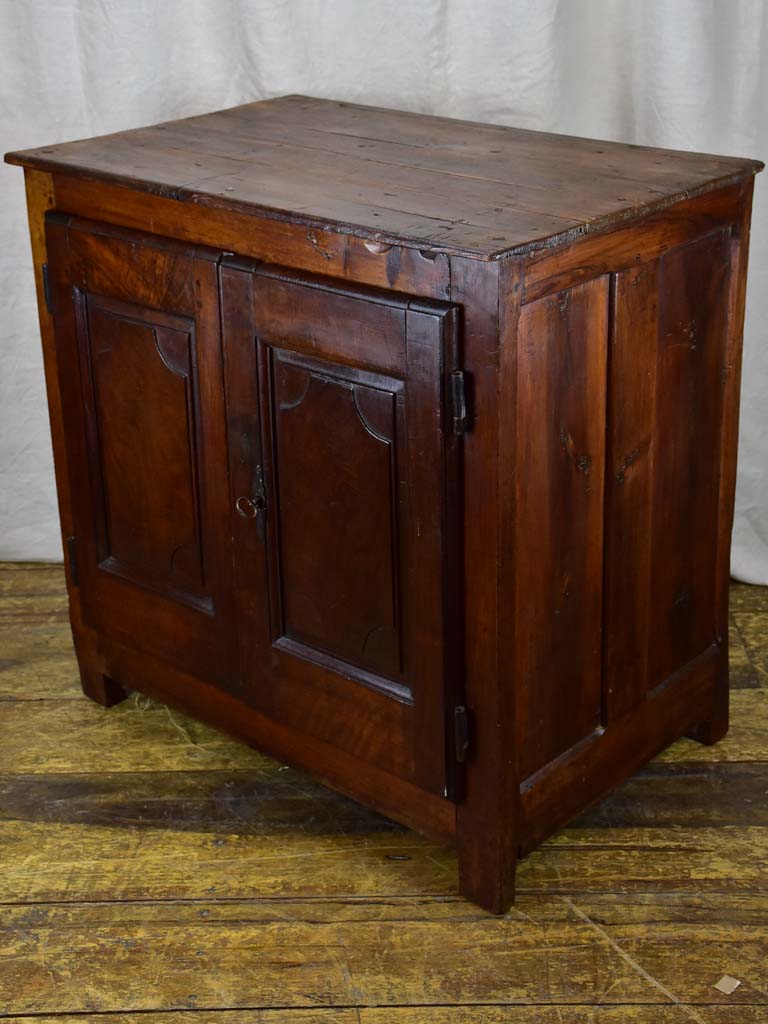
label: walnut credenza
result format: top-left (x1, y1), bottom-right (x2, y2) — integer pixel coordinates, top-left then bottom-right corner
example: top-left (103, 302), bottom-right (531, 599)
top-left (6, 96), bottom-right (763, 913)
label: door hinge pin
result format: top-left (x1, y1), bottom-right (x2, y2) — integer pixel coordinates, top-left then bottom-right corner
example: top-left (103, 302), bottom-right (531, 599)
top-left (42, 263), bottom-right (53, 314)
top-left (66, 535), bottom-right (79, 587)
top-left (454, 704), bottom-right (470, 762)
top-left (450, 370), bottom-right (468, 435)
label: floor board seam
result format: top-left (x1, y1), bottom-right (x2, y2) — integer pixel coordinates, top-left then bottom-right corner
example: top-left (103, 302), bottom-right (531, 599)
top-left (3, 886), bottom-right (768, 911)
top-left (2, 1001), bottom-right (768, 1018)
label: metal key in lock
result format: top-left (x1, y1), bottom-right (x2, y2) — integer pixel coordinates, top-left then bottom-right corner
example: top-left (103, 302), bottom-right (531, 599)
top-left (235, 465), bottom-right (267, 542)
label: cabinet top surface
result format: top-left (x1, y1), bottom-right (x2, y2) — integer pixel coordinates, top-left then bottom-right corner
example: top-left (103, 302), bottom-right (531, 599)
top-left (6, 95), bottom-right (763, 259)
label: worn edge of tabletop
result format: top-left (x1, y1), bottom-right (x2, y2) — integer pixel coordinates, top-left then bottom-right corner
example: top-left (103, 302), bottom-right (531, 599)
top-left (5, 96), bottom-right (764, 261)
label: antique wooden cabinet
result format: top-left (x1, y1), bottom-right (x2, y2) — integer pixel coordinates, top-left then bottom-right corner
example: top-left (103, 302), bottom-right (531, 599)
top-left (6, 96), bottom-right (763, 913)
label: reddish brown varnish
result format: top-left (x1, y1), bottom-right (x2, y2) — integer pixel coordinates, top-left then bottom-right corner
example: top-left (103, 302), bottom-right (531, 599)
top-left (6, 96), bottom-right (763, 913)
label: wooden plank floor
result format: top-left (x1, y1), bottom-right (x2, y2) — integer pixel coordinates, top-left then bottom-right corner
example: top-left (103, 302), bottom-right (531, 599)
top-left (1, 563), bottom-right (767, 1022)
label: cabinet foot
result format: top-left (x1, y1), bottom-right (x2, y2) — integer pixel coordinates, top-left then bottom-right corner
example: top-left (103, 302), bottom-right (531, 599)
top-left (457, 838), bottom-right (517, 915)
top-left (73, 628), bottom-right (128, 707)
top-left (80, 671), bottom-right (128, 707)
top-left (685, 673), bottom-right (729, 746)
top-left (686, 712), bottom-right (729, 746)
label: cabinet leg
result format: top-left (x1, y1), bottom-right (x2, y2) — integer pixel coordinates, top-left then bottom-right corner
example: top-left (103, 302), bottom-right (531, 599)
top-left (74, 634), bottom-right (128, 708)
top-left (686, 666), bottom-right (729, 746)
top-left (80, 671), bottom-right (128, 708)
top-left (457, 831), bottom-right (517, 915)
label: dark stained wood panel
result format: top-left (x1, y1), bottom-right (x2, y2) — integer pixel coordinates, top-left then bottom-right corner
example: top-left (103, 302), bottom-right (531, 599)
top-left (52, 175), bottom-right (454, 299)
top-left (81, 297), bottom-right (204, 601)
top-left (9, 103), bottom-right (761, 920)
top-left (221, 261), bottom-right (462, 797)
top-left (648, 229), bottom-right (731, 689)
top-left (515, 276), bottom-right (609, 779)
top-left (603, 262), bottom-right (661, 721)
top-left (44, 215), bottom-right (236, 686)
top-left (251, 267), bottom-right (408, 376)
top-left (6, 96), bottom-right (761, 258)
top-left (603, 230), bottom-right (733, 727)
top-left (454, 257), bottom-right (517, 915)
top-left (263, 348), bottom-right (404, 680)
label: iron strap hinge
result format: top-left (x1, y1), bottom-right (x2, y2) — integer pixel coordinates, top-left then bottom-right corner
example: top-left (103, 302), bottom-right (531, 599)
top-left (453, 704), bottom-right (470, 763)
top-left (449, 370), bottom-right (468, 436)
top-left (42, 263), bottom-right (53, 314)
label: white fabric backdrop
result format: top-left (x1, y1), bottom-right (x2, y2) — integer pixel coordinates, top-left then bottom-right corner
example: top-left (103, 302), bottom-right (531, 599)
top-left (1, 0), bottom-right (766, 580)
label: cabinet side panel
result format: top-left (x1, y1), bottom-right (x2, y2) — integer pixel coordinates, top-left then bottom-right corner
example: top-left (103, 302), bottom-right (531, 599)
top-left (604, 230), bottom-right (731, 720)
top-left (516, 276), bottom-right (609, 779)
top-left (518, 186), bottom-right (755, 852)
top-left (648, 229), bottom-right (731, 687)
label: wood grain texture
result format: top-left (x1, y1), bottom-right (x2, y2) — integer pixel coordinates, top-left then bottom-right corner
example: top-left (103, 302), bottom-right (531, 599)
top-left (0, 564), bottom-right (767, 1019)
top-left (649, 229), bottom-right (731, 689)
top-left (1, 896), bottom-right (767, 1013)
top-left (451, 258), bottom-right (517, 913)
top-left (45, 216), bottom-right (237, 687)
top-left (5, 94), bottom-right (764, 951)
top-left (52, 176), bottom-right (455, 298)
top-left (0, 565), bottom-right (77, 700)
top-left (522, 184), bottom-right (745, 302)
top-left (603, 260), bottom-right (660, 720)
top-left (218, 260), bottom-right (462, 795)
top-left (6, 96), bottom-right (762, 258)
top-left (9, 1012), bottom-right (768, 1024)
top-left (702, 181), bottom-right (757, 746)
top-left (8, 104), bottom-right (763, 921)
top-left (656, 690), bottom-right (768, 763)
top-left (515, 276), bottom-right (609, 778)
top-left (0, 698), bottom-right (275, 773)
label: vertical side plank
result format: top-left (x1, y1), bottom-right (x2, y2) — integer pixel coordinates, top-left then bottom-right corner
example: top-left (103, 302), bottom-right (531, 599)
top-left (405, 304), bottom-right (461, 797)
top-left (453, 257), bottom-right (517, 913)
top-left (495, 254), bottom-right (524, 881)
top-left (193, 254), bottom-right (240, 682)
top-left (648, 229), bottom-right (731, 692)
top-left (603, 261), bottom-right (660, 721)
top-left (23, 171), bottom-right (109, 689)
top-left (515, 276), bottom-right (609, 779)
top-left (23, 172), bottom-right (71, 553)
top-left (716, 184), bottom-right (756, 638)
top-left (691, 181), bottom-right (755, 743)
top-left (219, 259), bottom-right (266, 697)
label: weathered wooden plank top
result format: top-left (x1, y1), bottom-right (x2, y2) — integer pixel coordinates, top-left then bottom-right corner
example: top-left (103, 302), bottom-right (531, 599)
top-left (5, 95), bottom-right (764, 258)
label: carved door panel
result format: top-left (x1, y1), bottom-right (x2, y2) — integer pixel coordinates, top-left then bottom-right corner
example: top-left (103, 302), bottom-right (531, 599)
top-left (220, 260), bottom-right (463, 796)
top-left (45, 214), bottom-right (235, 684)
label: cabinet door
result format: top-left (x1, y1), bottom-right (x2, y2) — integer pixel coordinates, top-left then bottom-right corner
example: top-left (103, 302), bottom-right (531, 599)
top-left (45, 214), bottom-right (235, 685)
top-left (220, 260), bottom-right (463, 796)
